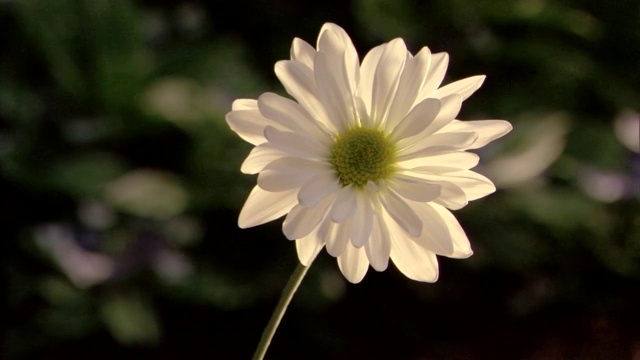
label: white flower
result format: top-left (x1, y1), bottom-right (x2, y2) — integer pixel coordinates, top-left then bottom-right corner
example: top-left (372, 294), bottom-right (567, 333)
top-left (226, 23), bottom-right (512, 284)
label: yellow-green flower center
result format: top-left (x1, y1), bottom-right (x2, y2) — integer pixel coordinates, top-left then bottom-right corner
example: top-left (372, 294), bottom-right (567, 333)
top-left (330, 127), bottom-right (396, 188)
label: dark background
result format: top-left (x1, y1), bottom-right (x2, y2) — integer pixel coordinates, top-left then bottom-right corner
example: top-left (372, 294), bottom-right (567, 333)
top-left (2, 0), bottom-right (639, 359)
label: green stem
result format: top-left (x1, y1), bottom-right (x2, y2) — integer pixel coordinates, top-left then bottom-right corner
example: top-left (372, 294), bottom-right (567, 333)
top-left (252, 260), bottom-right (313, 360)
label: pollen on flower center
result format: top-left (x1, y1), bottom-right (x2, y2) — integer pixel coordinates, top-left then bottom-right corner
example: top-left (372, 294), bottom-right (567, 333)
top-left (330, 127), bottom-right (396, 188)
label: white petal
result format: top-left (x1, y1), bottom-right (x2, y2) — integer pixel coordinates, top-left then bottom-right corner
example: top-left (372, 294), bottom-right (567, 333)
top-left (358, 44), bottom-right (386, 114)
top-left (379, 190), bottom-right (422, 237)
top-left (405, 201), bottom-right (455, 256)
top-left (444, 170), bottom-right (496, 201)
top-left (298, 172), bottom-right (340, 208)
top-left (385, 47), bottom-right (432, 131)
top-left (295, 232), bottom-right (324, 266)
top-left (257, 157), bottom-right (324, 192)
top-left (232, 98), bottom-right (257, 111)
top-left (325, 219), bottom-right (350, 257)
top-left (264, 126), bottom-right (327, 159)
top-left (397, 94), bottom-right (462, 150)
top-left (329, 184), bottom-right (357, 222)
top-left (432, 75), bottom-right (485, 101)
top-left (388, 174), bottom-right (441, 202)
top-left (365, 216), bottom-right (391, 271)
top-left (354, 95), bottom-right (373, 127)
top-left (238, 186), bottom-right (297, 228)
top-left (403, 151), bottom-right (479, 172)
top-left (274, 60), bottom-right (337, 134)
top-left (290, 38), bottom-right (316, 68)
top-left (350, 195), bottom-right (373, 248)
top-left (241, 143), bottom-right (288, 174)
top-left (432, 181), bottom-right (468, 210)
top-left (337, 243), bottom-right (369, 284)
top-left (317, 23), bottom-right (359, 96)
top-left (314, 51), bottom-right (356, 131)
top-left (441, 119), bottom-right (513, 149)
top-left (370, 38), bottom-right (407, 128)
top-left (403, 168), bottom-right (495, 201)
top-left (390, 98), bottom-right (441, 142)
top-left (390, 233), bottom-right (439, 282)
top-left (258, 92), bottom-right (328, 140)
top-left (225, 109), bottom-right (272, 146)
top-left (415, 52), bottom-right (448, 103)
top-left (282, 194), bottom-right (334, 240)
top-left (425, 94), bottom-right (463, 134)
top-left (429, 203), bottom-right (473, 258)
top-left (397, 132), bottom-right (478, 163)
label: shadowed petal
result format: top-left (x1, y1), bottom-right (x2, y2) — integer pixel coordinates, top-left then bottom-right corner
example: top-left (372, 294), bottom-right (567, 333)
top-left (274, 60), bottom-right (336, 134)
top-left (258, 157), bottom-right (325, 192)
top-left (406, 201), bottom-right (455, 256)
top-left (330, 184), bottom-right (358, 222)
top-left (380, 190), bottom-right (422, 237)
top-left (432, 181), bottom-right (468, 210)
top-left (397, 94), bottom-right (462, 150)
top-left (429, 203), bottom-right (473, 258)
top-left (298, 172), bottom-right (341, 208)
top-left (384, 209), bottom-right (439, 281)
top-left (283, 194), bottom-right (335, 240)
top-left (258, 92), bottom-right (329, 140)
top-left (388, 174), bottom-right (441, 202)
top-left (264, 126), bottom-right (327, 159)
top-left (390, 98), bottom-right (441, 142)
top-left (404, 201), bottom-right (472, 259)
top-left (241, 143), bottom-right (288, 174)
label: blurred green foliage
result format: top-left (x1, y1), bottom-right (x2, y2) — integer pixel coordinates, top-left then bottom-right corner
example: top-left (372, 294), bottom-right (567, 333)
top-left (2, 0), bottom-right (639, 359)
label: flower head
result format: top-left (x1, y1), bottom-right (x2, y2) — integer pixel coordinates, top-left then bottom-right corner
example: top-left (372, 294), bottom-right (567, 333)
top-left (226, 23), bottom-right (511, 283)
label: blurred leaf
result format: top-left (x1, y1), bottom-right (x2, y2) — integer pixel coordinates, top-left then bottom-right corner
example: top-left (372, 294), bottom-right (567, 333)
top-left (15, 0), bottom-right (85, 97)
top-left (88, 0), bottom-right (149, 111)
top-left (510, 189), bottom-right (599, 232)
top-left (565, 121), bottom-right (629, 171)
top-left (47, 152), bottom-right (127, 198)
top-left (100, 292), bottom-right (160, 346)
top-left (39, 276), bottom-right (86, 306)
top-left (104, 169), bottom-right (189, 219)
top-left (37, 277), bottom-right (99, 339)
top-left (15, 0), bottom-right (148, 109)
top-left (0, 76), bottom-right (45, 125)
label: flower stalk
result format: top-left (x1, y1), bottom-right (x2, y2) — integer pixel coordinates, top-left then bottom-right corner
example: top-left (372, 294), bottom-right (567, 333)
top-left (252, 260), bottom-right (312, 360)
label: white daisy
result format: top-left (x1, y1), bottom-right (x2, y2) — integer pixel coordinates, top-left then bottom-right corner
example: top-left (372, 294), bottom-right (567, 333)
top-left (226, 23), bottom-right (512, 284)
